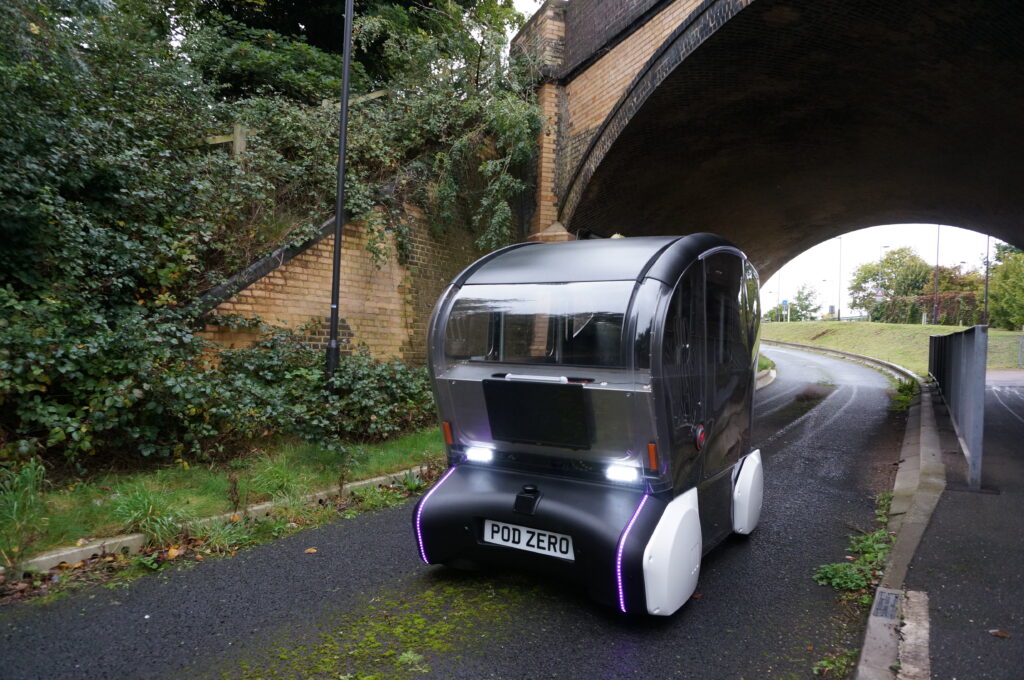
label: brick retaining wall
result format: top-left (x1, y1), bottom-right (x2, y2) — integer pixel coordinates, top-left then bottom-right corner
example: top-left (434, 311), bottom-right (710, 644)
top-left (201, 212), bottom-right (479, 364)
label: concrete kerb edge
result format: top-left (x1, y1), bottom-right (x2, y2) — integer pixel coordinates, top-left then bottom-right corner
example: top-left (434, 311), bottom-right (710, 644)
top-left (759, 339), bottom-right (945, 680)
top-left (755, 368), bottom-right (776, 390)
top-left (760, 339), bottom-right (922, 383)
top-left (8, 466), bottom-right (425, 576)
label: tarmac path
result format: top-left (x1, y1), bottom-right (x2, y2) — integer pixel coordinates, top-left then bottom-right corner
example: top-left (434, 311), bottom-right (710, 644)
top-left (904, 373), bottom-right (1024, 679)
top-left (0, 346), bottom-right (902, 680)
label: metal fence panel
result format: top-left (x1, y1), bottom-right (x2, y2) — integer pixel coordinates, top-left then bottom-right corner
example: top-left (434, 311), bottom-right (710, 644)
top-left (929, 325), bottom-right (987, 489)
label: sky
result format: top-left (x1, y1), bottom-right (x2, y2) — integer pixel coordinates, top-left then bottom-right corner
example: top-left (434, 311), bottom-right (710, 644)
top-left (761, 225), bottom-right (1000, 316)
top-left (508, 2), bottom-right (1002, 316)
top-left (514, 0), bottom-right (545, 14)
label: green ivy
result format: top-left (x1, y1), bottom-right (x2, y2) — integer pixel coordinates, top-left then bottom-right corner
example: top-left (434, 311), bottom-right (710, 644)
top-left (1, 1), bottom-right (534, 468)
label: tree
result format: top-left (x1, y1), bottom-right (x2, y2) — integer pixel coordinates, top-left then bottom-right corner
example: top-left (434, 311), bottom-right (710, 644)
top-left (989, 251), bottom-right (1024, 330)
top-left (762, 303), bottom-right (784, 322)
top-left (994, 243), bottom-right (1023, 265)
top-left (848, 247), bottom-right (932, 316)
top-left (761, 285), bottom-right (819, 321)
top-left (790, 284), bottom-right (821, 321)
top-left (935, 264), bottom-right (984, 295)
top-left (205, 0), bottom-right (522, 83)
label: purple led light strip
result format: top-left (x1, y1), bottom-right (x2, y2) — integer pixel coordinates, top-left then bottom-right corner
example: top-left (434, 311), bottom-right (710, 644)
top-left (616, 494), bottom-right (649, 613)
top-left (414, 466), bottom-right (458, 564)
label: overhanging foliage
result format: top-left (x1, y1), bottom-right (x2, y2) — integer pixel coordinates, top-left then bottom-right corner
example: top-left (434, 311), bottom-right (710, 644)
top-left (0, 0), bottom-right (539, 467)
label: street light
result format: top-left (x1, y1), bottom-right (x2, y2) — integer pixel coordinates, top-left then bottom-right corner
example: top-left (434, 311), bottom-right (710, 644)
top-left (983, 235), bottom-right (991, 325)
top-left (837, 236), bottom-right (843, 322)
top-left (326, 0), bottom-right (356, 391)
top-left (932, 225), bottom-right (941, 325)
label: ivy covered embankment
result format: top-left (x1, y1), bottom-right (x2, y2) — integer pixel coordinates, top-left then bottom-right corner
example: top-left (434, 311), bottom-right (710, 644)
top-left (0, 0), bottom-right (541, 470)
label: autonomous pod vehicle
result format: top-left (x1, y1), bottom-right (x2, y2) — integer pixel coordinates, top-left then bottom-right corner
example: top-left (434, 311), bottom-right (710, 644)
top-left (412, 234), bottom-right (763, 615)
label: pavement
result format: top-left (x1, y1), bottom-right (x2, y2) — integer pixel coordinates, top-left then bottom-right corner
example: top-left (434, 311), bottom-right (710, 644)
top-left (897, 370), bottom-right (1024, 679)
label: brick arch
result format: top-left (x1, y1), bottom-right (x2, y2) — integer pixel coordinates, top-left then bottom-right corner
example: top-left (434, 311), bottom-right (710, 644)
top-left (558, 0), bottom-right (751, 231)
top-left (555, 0), bottom-right (1024, 279)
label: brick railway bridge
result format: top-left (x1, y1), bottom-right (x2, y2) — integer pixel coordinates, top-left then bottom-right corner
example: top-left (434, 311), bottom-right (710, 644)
top-left (515, 0), bottom-right (1024, 278)
top-left (204, 0), bottom-right (1024, 358)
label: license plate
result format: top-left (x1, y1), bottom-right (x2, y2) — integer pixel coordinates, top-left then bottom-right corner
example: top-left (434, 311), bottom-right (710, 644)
top-left (482, 519), bottom-right (575, 561)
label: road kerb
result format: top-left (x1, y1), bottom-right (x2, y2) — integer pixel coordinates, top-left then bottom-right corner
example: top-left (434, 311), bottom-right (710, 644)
top-left (857, 587), bottom-right (902, 680)
top-left (8, 466), bottom-right (425, 576)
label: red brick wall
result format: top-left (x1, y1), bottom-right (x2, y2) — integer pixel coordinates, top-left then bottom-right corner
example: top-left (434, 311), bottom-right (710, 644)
top-left (201, 213), bottom-right (479, 364)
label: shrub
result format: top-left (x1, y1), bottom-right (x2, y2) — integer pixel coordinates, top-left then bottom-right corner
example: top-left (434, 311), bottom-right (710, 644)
top-left (329, 350), bottom-right (435, 441)
top-left (1, 293), bottom-right (434, 469)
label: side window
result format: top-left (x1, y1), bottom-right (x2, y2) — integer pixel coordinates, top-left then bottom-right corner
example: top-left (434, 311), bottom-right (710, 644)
top-left (704, 253), bottom-right (747, 413)
top-left (743, 259), bottom-right (761, 359)
top-left (662, 265), bottom-right (702, 433)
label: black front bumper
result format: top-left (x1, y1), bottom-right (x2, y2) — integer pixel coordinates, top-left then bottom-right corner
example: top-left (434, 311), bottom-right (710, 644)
top-left (412, 464), bottom-right (667, 612)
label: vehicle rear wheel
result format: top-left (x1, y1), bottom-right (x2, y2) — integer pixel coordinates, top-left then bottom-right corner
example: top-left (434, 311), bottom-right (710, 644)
top-left (732, 449), bottom-right (763, 535)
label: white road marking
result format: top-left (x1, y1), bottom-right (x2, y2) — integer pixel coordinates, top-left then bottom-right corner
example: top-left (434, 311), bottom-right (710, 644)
top-left (989, 386), bottom-right (1024, 427)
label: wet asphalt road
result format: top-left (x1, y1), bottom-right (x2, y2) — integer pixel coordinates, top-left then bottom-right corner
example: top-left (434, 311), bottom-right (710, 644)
top-left (0, 346), bottom-right (901, 680)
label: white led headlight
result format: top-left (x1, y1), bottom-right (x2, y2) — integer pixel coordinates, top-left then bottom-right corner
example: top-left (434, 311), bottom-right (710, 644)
top-left (605, 464), bottom-right (639, 482)
top-left (465, 446), bottom-right (494, 463)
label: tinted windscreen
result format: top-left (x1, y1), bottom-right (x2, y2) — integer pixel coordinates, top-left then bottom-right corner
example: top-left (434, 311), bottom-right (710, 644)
top-left (445, 282), bottom-right (634, 367)
top-left (483, 380), bottom-right (590, 449)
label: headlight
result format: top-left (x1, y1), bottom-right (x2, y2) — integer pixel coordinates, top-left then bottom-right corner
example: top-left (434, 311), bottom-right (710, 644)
top-left (605, 464), bottom-right (638, 482)
top-left (465, 446), bottom-right (494, 463)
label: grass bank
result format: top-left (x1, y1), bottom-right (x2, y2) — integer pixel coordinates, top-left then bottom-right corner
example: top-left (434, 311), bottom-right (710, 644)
top-left (761, 321), bottom-right (1023, 376)
top-left (29, 429), bottom-right (444, 558)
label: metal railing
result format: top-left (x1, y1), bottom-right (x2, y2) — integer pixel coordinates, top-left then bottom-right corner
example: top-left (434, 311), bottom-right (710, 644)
top-left (929, 325), bottom-right (987, 489)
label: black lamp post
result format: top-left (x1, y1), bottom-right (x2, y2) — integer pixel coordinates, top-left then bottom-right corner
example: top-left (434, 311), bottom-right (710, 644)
top-left (931, 225), bottom-right (941, 324)
top-left (326, 0), bottom-right (356, 391)
top-left (983, 235), bottom-right (991, 325)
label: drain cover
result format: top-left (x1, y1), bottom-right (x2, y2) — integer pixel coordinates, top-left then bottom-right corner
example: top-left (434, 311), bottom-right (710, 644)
top-left (872, 590), bottom-right (900, 620)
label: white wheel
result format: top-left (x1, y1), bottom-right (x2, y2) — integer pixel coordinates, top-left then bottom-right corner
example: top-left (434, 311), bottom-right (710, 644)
top-left (732, 449), bottom-right (763, 535)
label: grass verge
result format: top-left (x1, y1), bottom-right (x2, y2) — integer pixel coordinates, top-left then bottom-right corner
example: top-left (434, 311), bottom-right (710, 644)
top-left (762, 321), bottom-right (1023, 376)
top-left (2, 463), bottom-right (440, 605)
top-left (21, 429), bottom-right (444, 560)
top-left (757, 353), bottom-right (776, 372)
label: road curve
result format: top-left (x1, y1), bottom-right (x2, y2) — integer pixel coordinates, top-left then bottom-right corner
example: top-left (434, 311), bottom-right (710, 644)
top-left (0, 346), bottom-right (902, 680)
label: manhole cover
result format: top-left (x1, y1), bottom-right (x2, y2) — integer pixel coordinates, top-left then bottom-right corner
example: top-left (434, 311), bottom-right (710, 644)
top-left (872, 590), bottom-right (900, 620)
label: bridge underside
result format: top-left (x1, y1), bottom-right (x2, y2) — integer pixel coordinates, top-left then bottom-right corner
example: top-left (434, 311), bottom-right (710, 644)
top-left (566, 0), bottom-right (1024, 278)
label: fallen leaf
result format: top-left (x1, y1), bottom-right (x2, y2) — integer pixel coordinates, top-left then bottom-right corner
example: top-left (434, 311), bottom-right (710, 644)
top-left (75, 538), bottom-right (89, 547)
top-left (230, 513), bottom-right (241, 523)
top-left (988, 629), bottom-right (1012, 639)
top-left (304, 547), bottom-right (318, 554)
top-left (166, 547), bottom-right (180, 560)
top-left (72, 561), bottom-right (84, 569)
top-left (195, 554), bottom-right (204, 562)
top-left (691, 593), bottom-right (702, 599)
top-left (806, 645), bottom-right (814, 652)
